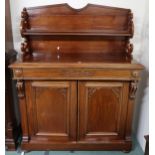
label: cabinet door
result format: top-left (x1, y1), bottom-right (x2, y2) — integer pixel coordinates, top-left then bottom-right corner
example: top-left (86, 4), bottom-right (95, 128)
top-left (78, 81), bottom-right (129, 142)
top-left (26, 81), bottom-right (77, 142)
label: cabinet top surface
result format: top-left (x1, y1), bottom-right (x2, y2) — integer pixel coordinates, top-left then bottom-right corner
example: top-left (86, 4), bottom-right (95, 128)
top-left (10, 52), bottom-right (143, 70)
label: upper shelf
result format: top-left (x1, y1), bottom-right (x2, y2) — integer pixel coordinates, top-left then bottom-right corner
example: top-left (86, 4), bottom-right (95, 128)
top-left (22, 30), bottom-right (132, 37)
top-left (20, 3), bottom-right (134, 38)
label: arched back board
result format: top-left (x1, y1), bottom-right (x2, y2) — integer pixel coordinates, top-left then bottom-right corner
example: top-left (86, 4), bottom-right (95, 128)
top-left (20, 3), bottom-right (134, 57)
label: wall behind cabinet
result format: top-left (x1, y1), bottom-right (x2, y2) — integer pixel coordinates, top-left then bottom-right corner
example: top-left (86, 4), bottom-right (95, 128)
top-left (9, 0), bottom-right (149, 151)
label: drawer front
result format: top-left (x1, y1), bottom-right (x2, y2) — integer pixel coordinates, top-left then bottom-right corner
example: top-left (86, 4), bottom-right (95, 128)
top-left (12, 68), bottom-right (139, 80)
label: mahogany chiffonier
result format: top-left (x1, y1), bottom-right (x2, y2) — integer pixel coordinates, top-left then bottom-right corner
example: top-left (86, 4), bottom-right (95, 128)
top-left (10, 4), bottom-right (144, 151)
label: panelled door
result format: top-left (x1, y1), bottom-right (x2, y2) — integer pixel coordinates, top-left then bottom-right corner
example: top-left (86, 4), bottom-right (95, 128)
top-left (25, 81), bottom-right (77, 143)
top-left (78, 81), bottom-right (129, 142)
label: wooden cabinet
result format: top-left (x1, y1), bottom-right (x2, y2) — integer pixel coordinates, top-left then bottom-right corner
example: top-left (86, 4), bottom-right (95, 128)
top-left (21, 80), bottom-right (130, 144)
top-left (11, 78), bottom-right (143, 151)
top-left (10, 3), bottom-right (144, 151)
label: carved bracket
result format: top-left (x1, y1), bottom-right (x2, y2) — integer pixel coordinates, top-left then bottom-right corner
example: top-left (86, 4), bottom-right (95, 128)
top-left (20, 8), bottom-right (31, 55)
top-left (20, 8), bottom-right (29, 36)
top-left (21, 38), bottom-right (30, 55)
top-left (128, 10), bottom-right (134, 37)
top-left (16, 80), bottom-right (25, 98)
top-left (125, 41), bottom-right (133, 58)
top-left (129, 81), bottom-right (138, 99)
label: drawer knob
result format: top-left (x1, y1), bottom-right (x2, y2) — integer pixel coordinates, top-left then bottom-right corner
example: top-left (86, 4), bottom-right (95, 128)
top-left (14, 69), bottom-right (23, 77)
top-left (132, 71), bottom-right (139, 78)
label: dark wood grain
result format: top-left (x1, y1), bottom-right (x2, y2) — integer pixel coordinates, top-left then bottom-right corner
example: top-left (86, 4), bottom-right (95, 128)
top-left (26, 4), bottom-right (132, 35)
top-left (78, 82), bottom-right (129, 141)
top-left (29, 36), bottom-right (127, 55)
top-left (25, 81), bottom-right (77, 142)
top-left (19, 3), bottom-right (133, 55)
top-left (10, 3), bottom-right (143, 151)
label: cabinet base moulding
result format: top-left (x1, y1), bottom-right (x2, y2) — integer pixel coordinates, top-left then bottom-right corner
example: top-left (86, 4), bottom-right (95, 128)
top-left (5, 140), bottom-right (16, 151)
top-left (21, 140), bottom-right (132, 151)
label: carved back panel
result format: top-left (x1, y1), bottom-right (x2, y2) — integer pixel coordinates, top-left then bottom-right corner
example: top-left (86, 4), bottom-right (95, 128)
top-left (20, 3), bottom-right (134, 57)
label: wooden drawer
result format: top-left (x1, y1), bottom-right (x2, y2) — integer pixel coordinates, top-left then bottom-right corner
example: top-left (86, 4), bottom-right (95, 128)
top-left (13, 68), bottom-right (140, 81)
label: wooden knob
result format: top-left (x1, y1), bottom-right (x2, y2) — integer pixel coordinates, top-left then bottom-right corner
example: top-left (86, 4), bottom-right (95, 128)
top-left (14, 69), bottom-right (23, 77)
top-left (132, 71), bottom-right (139, 78)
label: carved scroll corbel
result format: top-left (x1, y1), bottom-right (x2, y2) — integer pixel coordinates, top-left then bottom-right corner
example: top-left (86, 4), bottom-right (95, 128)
top-left (20, 8), bottom-right (31, 55)
top-left (129, 70), bottom-right (140, 99)
top-left (20, 8), bottom-right (29, 36)
top-left (21, 38), bottom-right (30, 54)
top-left (125, 41), bottom-right (133, 58)
top-left (128, 10), bottom-right (134, 37)
top-left (129, 81), bottom-right (138, 99)
top-left (16, 80), bottom-right (25, 98)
